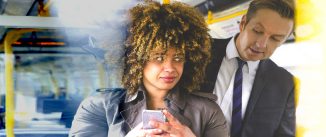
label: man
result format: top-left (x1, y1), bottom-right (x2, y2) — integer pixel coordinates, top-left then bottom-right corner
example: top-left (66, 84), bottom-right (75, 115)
top-left (200, 0), bottom-right (295, 137)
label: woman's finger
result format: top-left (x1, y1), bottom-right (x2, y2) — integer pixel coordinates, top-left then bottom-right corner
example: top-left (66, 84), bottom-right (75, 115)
top-left (145, 128), bottom-right (164, 136)
top-left (149, 120), bottom-right (178, 135)
top-left (148, 132), bottom-right (170, 137)
top-left (126, 123), bottom-right (164, 137)
top-left (162, 109), bottom-right (181, 125)
top-left (149, 112), bottom-right (197, 137)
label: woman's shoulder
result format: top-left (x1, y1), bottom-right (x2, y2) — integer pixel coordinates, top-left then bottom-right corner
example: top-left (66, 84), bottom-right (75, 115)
top-left (185, 92), bottom-right (227, 129)
top-left (81, 88), bottom-right (126, 108)
top-left (70, 88), bottom-right (126, 136)
top-left (186, 92), bottom-right (228, 137)
top-left (186, 92), bottom-right (220, 111)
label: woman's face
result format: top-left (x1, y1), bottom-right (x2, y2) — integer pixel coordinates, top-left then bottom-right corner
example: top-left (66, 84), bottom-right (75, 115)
top-left (143, 48), bottom-right (184, 93)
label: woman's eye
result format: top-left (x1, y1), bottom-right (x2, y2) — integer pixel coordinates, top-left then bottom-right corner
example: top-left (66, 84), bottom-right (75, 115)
top-left (174, 56), bottom-right (184, 62)
top-left (155, 56), bottom-right (163, 62)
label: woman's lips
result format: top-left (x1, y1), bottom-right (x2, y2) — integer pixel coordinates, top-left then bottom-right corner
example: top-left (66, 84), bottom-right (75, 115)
top-left (160, 76), bottom-right (175, 83)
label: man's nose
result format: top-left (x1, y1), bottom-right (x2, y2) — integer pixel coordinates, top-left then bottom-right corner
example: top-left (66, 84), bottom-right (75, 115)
top-left (256, 35), bottom-right (268, 48)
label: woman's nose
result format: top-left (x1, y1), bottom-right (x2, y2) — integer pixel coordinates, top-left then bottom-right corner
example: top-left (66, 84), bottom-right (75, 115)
top-left (163, 60), bottom-right (175, 72)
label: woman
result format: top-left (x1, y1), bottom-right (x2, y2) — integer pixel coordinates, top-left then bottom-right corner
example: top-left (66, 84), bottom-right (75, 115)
top-left (70, 1), bottom-right (228, 137)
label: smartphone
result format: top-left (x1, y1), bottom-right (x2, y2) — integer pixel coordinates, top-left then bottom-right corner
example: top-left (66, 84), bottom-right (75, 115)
top-left (142, 110), bottom-right (166, 129)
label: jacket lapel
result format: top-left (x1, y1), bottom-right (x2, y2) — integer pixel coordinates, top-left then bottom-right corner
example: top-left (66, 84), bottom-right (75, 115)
top-left (242, 60), bottom-right (269, 126)
top-left (120, 92), bottom-right (146, 129)
top-left (120, 88), bottom-right (192, 130)
top-left (165, 88), bottom-right (192, 128)
top-left (167, 107), bottom-right (192, 127)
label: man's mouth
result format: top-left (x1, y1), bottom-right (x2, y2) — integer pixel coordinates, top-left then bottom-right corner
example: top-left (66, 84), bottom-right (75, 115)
top-left (250, 47), bottom-right (263, 54)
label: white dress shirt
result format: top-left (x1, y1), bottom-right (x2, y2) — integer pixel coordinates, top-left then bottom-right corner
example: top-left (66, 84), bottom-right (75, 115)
top-left (213, 37), bottom-right (260, 129)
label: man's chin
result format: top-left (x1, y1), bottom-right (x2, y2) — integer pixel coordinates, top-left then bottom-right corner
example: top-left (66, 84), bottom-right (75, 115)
top-left (244, 54), bottom-right (264, 61)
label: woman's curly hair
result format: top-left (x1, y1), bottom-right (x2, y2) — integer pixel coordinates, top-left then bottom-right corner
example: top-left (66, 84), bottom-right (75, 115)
top-left (122, 1), bottom-right (211, 95)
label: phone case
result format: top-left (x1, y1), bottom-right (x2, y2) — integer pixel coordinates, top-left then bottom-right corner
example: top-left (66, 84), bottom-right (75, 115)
top-left (142, 110), bottom-right (166, 129)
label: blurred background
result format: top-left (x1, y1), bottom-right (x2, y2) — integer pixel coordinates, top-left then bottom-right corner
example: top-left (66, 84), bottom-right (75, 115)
top-left (0, 0), bottom-right (325, 136)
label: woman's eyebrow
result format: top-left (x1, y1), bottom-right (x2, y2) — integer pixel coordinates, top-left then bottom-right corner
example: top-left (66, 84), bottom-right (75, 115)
top-left (149, 52), bottom-right (164, 57)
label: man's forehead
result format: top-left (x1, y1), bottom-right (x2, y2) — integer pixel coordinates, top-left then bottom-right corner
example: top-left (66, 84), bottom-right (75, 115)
top-left (248, 10), bottom-right (294, 36)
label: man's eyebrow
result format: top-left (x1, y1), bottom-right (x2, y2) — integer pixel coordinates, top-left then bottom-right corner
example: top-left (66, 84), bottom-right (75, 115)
top-left (254, 23), bottom-right (263, 29)
top-left (255, 23), bottom-right (288, 38)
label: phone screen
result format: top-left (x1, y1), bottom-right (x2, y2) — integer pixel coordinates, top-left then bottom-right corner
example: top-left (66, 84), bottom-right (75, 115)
top-left (142, 110), bottom-right (166, 129)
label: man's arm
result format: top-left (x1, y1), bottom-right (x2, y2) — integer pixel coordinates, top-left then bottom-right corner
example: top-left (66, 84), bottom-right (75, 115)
top-left (274, 86), bottom-right (296, 137)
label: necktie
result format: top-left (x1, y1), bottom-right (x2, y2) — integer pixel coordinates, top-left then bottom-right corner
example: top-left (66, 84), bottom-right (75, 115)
top-left (231, 57), bottom-right (246, 137)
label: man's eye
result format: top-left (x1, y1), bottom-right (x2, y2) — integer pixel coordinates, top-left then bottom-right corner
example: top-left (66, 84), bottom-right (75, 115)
top-left (253, 29), bottom-right (263, 34)
top-left (271, 37), bottom-right (282, 42)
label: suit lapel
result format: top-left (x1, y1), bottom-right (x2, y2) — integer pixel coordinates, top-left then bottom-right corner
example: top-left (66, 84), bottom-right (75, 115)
top-left (242, 60), bottom-right (269, 126)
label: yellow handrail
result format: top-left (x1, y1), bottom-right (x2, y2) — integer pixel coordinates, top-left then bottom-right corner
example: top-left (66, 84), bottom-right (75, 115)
top-left (4, 31), bottom-right (15, 137)
top-left (206, 9), bottom-right (247, 25)
top-left (206, 11), bottom-right (213, 24)
top-left (293, 76), bottom-right (300, 108)
top-left (38, 0), bottom-right (52, 17)
top-left (97, 63), bottom-right (106, 89)
top-left (49, 69), bottom-right (60, 99)
top-left (4, 29), bottom-right (37, 137)
top-left (162, 0), bottom-right (170, 4)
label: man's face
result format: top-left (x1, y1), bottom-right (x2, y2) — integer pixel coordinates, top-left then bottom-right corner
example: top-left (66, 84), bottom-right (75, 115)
top-left (236, 9), bottom-right (294, 61)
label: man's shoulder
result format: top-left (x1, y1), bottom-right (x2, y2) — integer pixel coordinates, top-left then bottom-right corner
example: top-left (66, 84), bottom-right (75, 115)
top-left (211, 37), bottom-right (232, 46)
top-left (262, 59), bottom-right (293, 77)
top-left (260, 59), bottom-right (294, 87)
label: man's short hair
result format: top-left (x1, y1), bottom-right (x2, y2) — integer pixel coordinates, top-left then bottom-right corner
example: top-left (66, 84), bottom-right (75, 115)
top-left (246, 0), bottom-right (294, 24)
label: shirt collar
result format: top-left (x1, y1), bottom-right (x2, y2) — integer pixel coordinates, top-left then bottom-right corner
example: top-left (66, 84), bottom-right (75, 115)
top-left (125, 86), bottom-right (146, 103)
top-left (225, 35), bottom-right (260, 74)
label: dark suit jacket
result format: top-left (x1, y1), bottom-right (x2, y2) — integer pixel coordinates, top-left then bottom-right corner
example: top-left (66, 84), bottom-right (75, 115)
top-left (199, 38), bottom-right (296, 137)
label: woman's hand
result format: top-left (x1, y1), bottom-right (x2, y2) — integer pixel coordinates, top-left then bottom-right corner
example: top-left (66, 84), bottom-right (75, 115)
top-left (149, 109), bottom-right (196, 137)
top-left (125, 123), bottom-right (164, 137)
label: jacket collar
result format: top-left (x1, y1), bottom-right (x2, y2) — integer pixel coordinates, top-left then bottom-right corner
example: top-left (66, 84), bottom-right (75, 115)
top-left (225, 36), bottom-right (260, 74)
top-left (164, 86), bottom-right (186, 109)
top-left (124, 85), bottom-right (186, 110)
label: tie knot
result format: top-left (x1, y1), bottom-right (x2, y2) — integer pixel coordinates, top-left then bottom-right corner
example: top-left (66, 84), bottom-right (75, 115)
top-left (236, 57), bottom-right (246, 68)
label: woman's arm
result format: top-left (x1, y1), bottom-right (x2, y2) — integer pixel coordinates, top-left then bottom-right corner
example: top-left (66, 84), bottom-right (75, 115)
top-left (203, 106), bottom-right (229, 137)
top-left (69, 96), bottom-right (108, 137)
